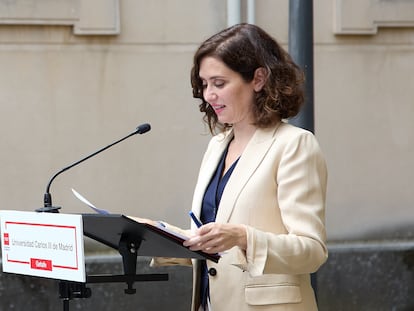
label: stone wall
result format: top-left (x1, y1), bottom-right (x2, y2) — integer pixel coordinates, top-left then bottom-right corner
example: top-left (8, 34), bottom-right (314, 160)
top-left (1, 1), bottom-right (414, 310)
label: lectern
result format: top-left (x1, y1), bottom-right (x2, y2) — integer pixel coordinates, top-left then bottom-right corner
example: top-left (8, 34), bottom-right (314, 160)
top-left (0, 211), bottom-right (219, 311)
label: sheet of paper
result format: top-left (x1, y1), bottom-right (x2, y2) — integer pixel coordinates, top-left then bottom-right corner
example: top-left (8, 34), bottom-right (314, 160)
top-left (71, 188), bottom-right (110, 215)
top-left (154, 222), bottom-right (190, 241)
top-left (125, 216), bottom-right (190, 241)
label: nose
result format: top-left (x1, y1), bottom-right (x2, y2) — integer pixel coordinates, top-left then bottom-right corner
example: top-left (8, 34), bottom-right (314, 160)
top-left (204, 86), bottom-right (217, 102)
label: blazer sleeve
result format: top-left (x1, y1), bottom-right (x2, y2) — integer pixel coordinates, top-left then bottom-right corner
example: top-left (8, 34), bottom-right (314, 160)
top-left (242, 131), bottom-right (328, 277)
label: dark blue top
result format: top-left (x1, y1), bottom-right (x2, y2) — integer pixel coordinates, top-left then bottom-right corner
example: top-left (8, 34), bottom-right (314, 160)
top-left (199, 142), bottom-right (239, 308)
top-left (200, 144), bottom-right (239, 224)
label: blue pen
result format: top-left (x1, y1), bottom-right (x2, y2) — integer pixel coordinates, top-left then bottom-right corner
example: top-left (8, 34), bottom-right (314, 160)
top-left (189, 211), bottom-right (203, 228)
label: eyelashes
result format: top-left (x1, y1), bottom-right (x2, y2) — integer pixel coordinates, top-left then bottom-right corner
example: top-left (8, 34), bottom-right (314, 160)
top-left (202, 80), bottom-right (226, 90)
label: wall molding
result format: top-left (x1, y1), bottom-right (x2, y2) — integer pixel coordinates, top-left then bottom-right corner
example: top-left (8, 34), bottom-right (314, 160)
top-left (0, 0), bottom-right (120, 35)
top-left (334, 0), bottom-right (414, 35)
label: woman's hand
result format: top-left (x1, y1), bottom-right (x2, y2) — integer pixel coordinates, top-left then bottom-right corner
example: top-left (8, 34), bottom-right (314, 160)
top-left (183, 223), bottom-right (247, 254)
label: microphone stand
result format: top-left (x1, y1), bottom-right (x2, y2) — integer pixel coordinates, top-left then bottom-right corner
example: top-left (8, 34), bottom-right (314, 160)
top-left (36, 123), bottom-right (151, 213)
top-left (33, 124), bottom-right (158, 311)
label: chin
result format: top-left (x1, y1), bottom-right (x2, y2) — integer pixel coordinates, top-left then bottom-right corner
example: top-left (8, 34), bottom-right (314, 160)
top-left (217, 117), bottom-right (231, 124)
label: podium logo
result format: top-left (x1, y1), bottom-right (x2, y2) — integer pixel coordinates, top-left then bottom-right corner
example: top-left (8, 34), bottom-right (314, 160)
top-left (30, 258), bottom-right (52, 271)
top-left (3, 233), bottom-right (9, 246)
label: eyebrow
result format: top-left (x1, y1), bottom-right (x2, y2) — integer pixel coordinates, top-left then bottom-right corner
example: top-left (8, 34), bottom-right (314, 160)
top-left (200, 75), bottom-right (226, 81)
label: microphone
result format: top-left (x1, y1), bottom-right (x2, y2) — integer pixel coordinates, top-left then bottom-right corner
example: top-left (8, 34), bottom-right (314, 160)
top-left (36, 123), bottom-right (151, 213)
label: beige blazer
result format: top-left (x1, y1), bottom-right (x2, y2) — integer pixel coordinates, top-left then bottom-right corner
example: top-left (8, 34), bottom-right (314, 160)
top-left (190, 122), bottom-right (328, 311)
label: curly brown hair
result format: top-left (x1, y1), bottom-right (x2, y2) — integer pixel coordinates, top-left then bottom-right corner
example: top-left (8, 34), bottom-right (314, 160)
top-left (191, 23), bottom-right (304, 134)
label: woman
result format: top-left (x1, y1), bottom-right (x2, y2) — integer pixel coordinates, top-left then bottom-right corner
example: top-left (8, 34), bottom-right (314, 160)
top-left (157, 23), bottom-right (327, 311)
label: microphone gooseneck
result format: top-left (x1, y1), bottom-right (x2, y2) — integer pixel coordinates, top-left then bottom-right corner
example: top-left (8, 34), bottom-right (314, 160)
top-left (37, 123), bottom-right (151, 213)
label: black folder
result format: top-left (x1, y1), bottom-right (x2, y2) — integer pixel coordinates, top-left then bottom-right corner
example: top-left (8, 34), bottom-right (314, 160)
top-left (82, 214), bottom-right (220, 263)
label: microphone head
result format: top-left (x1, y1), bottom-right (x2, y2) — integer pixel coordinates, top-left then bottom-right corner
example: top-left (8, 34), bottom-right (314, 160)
top-left (136, 123), bottom-right (151, 134)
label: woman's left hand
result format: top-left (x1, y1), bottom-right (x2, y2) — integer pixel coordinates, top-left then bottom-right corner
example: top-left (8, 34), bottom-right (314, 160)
top-left (183, 223), bottom-right (247, 254)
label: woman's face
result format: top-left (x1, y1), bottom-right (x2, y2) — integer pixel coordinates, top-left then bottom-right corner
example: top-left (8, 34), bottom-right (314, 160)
top-left (199, 57), bottom-right (257, 127)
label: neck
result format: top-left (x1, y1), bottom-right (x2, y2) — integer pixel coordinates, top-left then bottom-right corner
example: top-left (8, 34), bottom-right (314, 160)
top-left (232, 123), bottom-right (257, 144)
top-left (228, 124), bottom-right (257, 158)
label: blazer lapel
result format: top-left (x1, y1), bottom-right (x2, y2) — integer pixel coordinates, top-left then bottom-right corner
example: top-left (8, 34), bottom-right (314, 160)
top-left (191, 131), bottom-right (234, 219)
top-left (216, 125), bottom-right (280, 223)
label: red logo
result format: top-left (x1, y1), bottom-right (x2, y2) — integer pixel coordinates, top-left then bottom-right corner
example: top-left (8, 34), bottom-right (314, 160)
top-left (3, 233), bottom-right (9, 246)
top-left (30, 258), bottom-right (52, 271)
